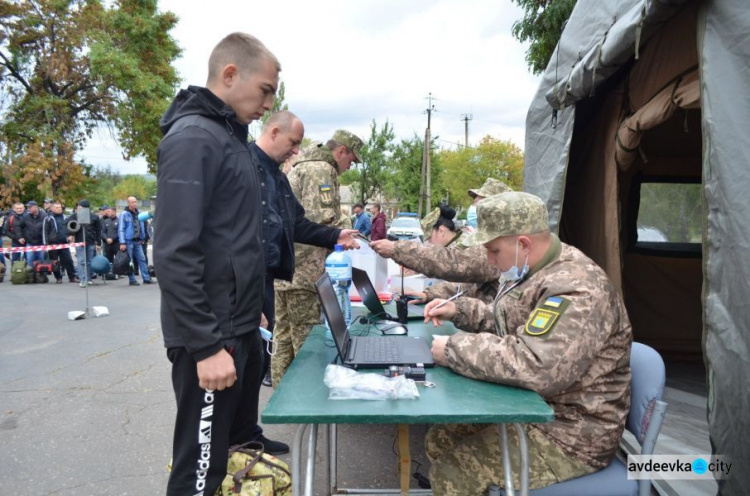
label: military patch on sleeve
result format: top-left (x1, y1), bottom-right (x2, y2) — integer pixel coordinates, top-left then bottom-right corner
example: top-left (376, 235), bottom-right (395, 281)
top-left (319, 184), bottom-right (333, 205)
top-left (524, 296), bottom-right (569, 336)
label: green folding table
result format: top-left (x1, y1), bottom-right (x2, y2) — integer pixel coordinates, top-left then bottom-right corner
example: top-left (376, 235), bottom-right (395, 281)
top-left (262, 316), bottom-right (554, 496)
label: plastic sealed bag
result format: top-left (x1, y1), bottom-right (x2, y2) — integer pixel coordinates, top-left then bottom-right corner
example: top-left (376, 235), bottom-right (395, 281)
top-left (323, 364), bottom-right (420, 400)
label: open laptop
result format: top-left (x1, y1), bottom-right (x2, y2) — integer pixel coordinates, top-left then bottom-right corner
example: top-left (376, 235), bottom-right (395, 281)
top-left (315, 274), bottom-right (434, 369)
top-left (351, 267), bottom-right (425, 321)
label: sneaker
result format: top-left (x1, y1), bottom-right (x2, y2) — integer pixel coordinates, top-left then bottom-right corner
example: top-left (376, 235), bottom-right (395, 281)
top-left (255, 436), bottom-right (289, 455)
top-left (142, 280), bottom-right (155, 285)
top-left (55, 279), bottom-right (63, 284)
top-left (79, 281), bottom-right (87, 288)
top-left (70, 277), bottom-right (81, 283)
top-left (129, 281), bottom-right (140, 286)
top-left (262, 371), bottom-right (272, 388)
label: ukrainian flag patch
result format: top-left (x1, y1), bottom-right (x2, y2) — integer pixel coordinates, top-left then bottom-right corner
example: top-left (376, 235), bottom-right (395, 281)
top-left (544, 296), bottom-right (563, 308)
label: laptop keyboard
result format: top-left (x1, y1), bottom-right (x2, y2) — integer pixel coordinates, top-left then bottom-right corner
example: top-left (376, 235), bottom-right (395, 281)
top-left (362, 338), bottom-right (400, 363)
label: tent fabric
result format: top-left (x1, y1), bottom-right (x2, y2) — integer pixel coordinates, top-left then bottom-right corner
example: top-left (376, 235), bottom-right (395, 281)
top-left (615, 69), bottom-right (700, 171)
top-left (701, 0), bottom-right (750, 493)
top-left (524, 0), bottom-right (750, 493)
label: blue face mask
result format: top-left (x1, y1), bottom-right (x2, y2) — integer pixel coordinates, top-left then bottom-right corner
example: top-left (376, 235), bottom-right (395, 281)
top-left (501, 241), bottom-right (529, 282)
top-left (466, 205), bottom-right (478, 228)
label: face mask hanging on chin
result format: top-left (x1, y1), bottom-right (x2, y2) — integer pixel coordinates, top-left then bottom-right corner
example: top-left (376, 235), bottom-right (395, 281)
top-left (500, 240), bottom-right (529, 282)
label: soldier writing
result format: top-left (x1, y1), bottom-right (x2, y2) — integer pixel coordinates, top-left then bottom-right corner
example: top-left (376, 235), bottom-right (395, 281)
top-left (423, 191), bottom-right (632, 495)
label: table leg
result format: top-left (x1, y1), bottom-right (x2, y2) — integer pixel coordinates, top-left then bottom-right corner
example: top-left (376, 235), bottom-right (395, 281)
top-left (513, 423), bottom-right (529, 496)
top-left (397, 424), bottom-right (410, 495)
top-left (328, 424), bottom-right (338, 495)
top-left (292, 424), bottom-right (309, 496)
top-left (305, 424), bottom-right (319, 496)
top-left (500, 424), bottom-right (515, 496)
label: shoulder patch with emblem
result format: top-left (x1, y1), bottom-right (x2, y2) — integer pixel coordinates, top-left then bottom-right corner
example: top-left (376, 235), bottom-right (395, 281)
top-left (319, 184), bottom-right (333, 205)
top-left (524, 296), bottom-right (569, 336)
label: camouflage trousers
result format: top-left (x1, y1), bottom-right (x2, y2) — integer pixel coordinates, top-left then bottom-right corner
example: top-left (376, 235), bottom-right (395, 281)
top-left (271, 289), bottom-right (321, 388)
top-left (425, 423), bottom-right (596, 496)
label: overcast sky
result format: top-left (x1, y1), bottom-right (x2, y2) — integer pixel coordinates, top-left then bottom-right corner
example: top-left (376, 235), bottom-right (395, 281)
top-left (81, 0), bottom-right (541, 174)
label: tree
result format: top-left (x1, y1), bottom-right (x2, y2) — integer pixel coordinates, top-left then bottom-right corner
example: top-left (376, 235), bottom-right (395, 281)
top-left (0, 0), bottom-right (181, 206)
top-left (511, 0), bottom-right (577, 75)
top-left (384, 134), bottom-right (443, 213)
top-left (111, 174), bottom-right (156, 203)
top-left (339, 119), bottom-right (395, 204)
top-left (438, 135), bottom-right (524, 213)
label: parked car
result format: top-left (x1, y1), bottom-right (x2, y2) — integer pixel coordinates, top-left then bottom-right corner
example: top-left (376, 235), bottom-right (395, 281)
top-left (387, 213), bottom-right (424, 241)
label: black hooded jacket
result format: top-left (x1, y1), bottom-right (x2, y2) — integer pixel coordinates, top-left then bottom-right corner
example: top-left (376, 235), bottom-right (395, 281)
top-left (155, 86), bottom-right (266, 360)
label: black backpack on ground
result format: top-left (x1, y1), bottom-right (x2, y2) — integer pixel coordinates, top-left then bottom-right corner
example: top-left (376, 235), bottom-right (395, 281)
top-left (113, 250), bottom-right (131, 276)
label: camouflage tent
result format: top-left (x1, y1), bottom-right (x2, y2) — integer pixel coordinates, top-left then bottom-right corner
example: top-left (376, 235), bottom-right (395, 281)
top-left (523, 0), bottom-right (749, 493)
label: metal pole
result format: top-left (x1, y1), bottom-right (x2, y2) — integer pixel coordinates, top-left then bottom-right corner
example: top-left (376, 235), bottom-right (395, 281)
top-left (425, 128), bottom-right (432, 211)
top-left (83, 235), bottom-right (89, 315)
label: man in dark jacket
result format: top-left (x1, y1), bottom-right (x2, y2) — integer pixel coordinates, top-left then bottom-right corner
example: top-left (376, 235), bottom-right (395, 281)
top-left (44, 202), bottom-right (78, 283)
top-left (22, 200), bottom-right (47, 269)
top-left (67, 199), bottom-right (101, 287)
top-left (250, 110), bottom-right (358, 389)
top-left (118, 197), bottom-right (153, 286)
top-left (154, 33), bottom-right (286, 496)
top-left (100, 205), bottom-right (119, 272)
top-left (5, 203), bottom-right (26, 263)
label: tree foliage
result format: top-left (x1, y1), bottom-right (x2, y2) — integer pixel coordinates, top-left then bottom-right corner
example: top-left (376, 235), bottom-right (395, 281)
top-left (638, 182), bottom-right (702, 243)
top-left (439, 135), bottom-right (524, 213)
top-left (339, 119), bottom-right (395, 204)
top-left (0, 0), bottom-right (181, 206)
top-left (111, 174), bottom-right (156, 203)
top-left (511, 0), bottom-right (577, 75)
top-left (383, 134), bottom-right (442, 213)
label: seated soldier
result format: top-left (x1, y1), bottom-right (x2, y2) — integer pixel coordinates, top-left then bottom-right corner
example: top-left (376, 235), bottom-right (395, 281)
top-left (423, 191), bottom-right (632, 495)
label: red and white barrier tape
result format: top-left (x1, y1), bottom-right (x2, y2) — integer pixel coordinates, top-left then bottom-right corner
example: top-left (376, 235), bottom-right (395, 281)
top-left (1, 242), bottom-right (85, 254)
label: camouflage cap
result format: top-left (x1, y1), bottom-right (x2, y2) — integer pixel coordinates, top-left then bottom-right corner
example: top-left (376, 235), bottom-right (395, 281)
top-left (468, 177), bottom-right (513, 198)
top-left (420, 208), bottom-right (441, 233)
top-left (461, 192), bottom-right (549, 247)
top-left (331, 129), bottom-right (364, 163)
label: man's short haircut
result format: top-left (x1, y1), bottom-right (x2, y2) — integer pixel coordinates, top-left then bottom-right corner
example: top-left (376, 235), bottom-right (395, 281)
top-left (208, 32), bottom-right (281, 83)
top-left (262, 110), bottom-right (298, 134)
top-left (53, 201), bottom-right (62, 207)
top-left (372, 202), bottom-right (381, 211)
top-left (353, 203), bottom-right (364, 210)
top-left (13, 202), bottom-right (23, 208)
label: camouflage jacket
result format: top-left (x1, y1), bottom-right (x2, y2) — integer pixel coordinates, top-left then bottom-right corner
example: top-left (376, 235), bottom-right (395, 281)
top-left (275, 144), bottom-right (341, 292)
top-left (391, 243), bottom-right (500, 282)
top-left (446, 237), bottom-right (632, 469)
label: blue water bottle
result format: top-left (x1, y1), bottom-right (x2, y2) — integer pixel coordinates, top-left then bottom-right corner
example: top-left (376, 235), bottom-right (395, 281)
top-left (324, 244), bottom-right (352, 338)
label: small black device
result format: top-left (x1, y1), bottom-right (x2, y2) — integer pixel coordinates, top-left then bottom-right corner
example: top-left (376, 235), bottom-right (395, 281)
top-left (396, 298), bottom-right (409, 324)
top-left (384, 365), bottom-right (426, 381)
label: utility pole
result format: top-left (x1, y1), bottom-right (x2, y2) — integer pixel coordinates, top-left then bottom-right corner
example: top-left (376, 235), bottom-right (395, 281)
top-left (419, 93), bottom-right (436, 217)
top-left (461, 113), bottom-right (473, 148)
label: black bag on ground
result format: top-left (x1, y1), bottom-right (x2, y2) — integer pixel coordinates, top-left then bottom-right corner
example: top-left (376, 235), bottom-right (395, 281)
top-left (113, 250), bottom-right (131, 276)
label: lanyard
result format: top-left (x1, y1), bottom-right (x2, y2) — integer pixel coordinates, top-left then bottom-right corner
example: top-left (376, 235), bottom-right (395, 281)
top-left (492, 278), bottom-right (524, 336)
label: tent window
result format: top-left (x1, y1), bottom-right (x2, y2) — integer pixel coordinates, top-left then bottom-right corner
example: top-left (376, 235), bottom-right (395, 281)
top-left (631, 179), bottom-right (702, 256)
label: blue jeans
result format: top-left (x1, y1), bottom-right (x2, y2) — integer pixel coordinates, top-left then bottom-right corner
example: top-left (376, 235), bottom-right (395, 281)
top-left (126, 241), bottom-right (151, 283)
top-left (76, 245), bottom-right (96, 282)
top-left (11, 242), bottom-right (24, 263)
top-left (26, 247), bottom-right (46, 268)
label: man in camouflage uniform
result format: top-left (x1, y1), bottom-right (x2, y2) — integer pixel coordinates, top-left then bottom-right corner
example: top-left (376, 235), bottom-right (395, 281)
top-left (423, 191), bottom-right (632, 495)
top-left (370, 177), bottom-right (513, 306)
top-left (272, 129), bottom-right (364, 387)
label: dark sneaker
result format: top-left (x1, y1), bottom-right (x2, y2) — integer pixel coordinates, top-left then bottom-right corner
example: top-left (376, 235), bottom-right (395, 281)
top-left (262, 371), bottom-right (272, 388)
top-left (129, 281), bottom-right (140, 286)
top-left (142, 280), bottom-right (155, 284)
top-left (256, 436), bottom-right (289, 455)
top-left (70, 277), bottom-right (81, 283)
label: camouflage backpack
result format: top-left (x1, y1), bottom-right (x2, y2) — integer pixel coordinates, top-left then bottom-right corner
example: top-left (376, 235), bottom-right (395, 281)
top-left (217, 442), bottom-right (292, 496)
top-left (10, 259), bottom-right (28, 285)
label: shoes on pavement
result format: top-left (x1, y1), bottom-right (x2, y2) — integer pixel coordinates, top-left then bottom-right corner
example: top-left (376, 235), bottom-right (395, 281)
top-left (55, 279), bottom-right (63, 284)
top-left (256, 436), bottom-right (289, 455)
top-left (129, 281), bottom-right (140, 286)
top-left (79, 281), bottom-right (87, 288)
top-left (262, 371), bottom-right (272, 387)
top-left (142, 280), bottom-right (155, 284)
top-left (70, 277), bottom-right (81, 283)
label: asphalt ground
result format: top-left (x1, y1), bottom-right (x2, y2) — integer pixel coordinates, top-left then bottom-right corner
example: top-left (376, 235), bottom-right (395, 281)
top-left (0, 274), bottom-right (433, 495)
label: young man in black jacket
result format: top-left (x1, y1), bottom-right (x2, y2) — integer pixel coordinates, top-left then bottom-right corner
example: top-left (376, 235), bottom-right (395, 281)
top-left (44, 202), bottom-right (78, 283)
top-left (155, 33), bottom-right (286, 496)
top-left (5, 203), bottom-right (26, 263)
top-left (22, 200), bottom-right (47, 270)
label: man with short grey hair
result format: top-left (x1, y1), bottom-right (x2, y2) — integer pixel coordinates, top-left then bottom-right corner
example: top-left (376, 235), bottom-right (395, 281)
top-left (422, 191), bottom-right (632, 494)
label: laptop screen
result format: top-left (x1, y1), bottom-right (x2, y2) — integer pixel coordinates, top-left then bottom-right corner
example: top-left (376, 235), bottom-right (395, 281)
top-left (315, 274), bottom-right (351, 362)
top-left (351, 268), bottom-right (388, 318)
